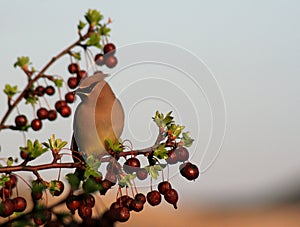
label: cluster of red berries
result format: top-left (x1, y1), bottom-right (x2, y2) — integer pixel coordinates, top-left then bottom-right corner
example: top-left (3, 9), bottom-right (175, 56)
top-left (0, 175), bottom-right (27, 218)
top-left (94, 43), bottom-right (118, 68)
top-left (66, 193), bottom-right (95, 219)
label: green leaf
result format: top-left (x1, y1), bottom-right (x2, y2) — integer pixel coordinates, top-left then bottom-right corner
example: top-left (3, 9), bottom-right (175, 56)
top-left (84, 155), bottom-right (101, 179)
top-left (181, 132), bottom-right (194, 147)
top-left (84, 9), bottom-right (103, 26)
top-left (42, 134), bottom-right (67, 153)
top-left (73, 52), bottom-right (81, 61)
top-left (48, 180), bottom-right (60, 196)
top-left (104, 139), bottom-right (123, 153)
top-left (32, 181), bottom-right (47, 194)
top-left (119, 174), bottom-right (136, 188)
top-left (13, 56), bottom-right (30, 68)
top-left (86, 33), bottom-right (102, 49)
top-left (3, 84), bottom-right (19, 98)
top-left (82, 177), bottom-right (101, 193)
top-left (152, 111), bottom-right (174, 128)
top-left (78, 20), bottom-right (86, 30)
top-left (66, 173), bottom-right (81, 191)
top-left (0, 174), bottom-right (10, 187)
top-left (54, 79), bottom-right (63, 88)
top-left (10, 219), bottom-right (34, 227)
top-left (99, 25), bottom-right (111, 36)
top-left (167, 124), bottom-right (185, 138)
top-left (154, 144), bottom-right (168, 159)
top-left (6, 157), bottom-right (13, 166)
top-left (20, 139), bottom-right (48, 159)
top-left (25, 95), bottom-right (38, 106)
top-left (144, 164), bottom-right (166, 180)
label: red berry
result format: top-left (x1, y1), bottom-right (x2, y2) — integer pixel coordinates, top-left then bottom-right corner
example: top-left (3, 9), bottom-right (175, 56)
top-left (135, 193), bottom-right (146, 204)
top-left (31, 191), bottom-right (43, 200)
top-left (35, 86), bottom-right (45, 96)
top-left (15, 115), bottom-right (27, 127)
top-left (95, 53), bottom-right (105, 66)
top-left (147, 190), bottom-right (161, 206)
top-left (77, 70), bottom-right (87, 80)
top-left (78, 205), bottom-right (92, 219)
top-left (59, 105), bottom-right (71, 118)
top-left (67, 77), bottom-right (79, 89)
top-left (68, 63), bottom-right (79, 74)
top-left (105, 55), bottom-right (118, 68)
top-left (164, 189), bottom-right (178, 209)
top-left (13, 196), bottom-right (27, 212)
top-left (166, 150), bottom-right (178, 164)
top-left (176, 147), bottom-right (189, 162)
top-left (113, 207), bottom-right (130, 222)
top-left (136, 168), bottom-right (148, 180)
top-left (180, 162), bottom-right (199, 181)
top-left (5, 175), bottom-right (17, 188)
top-left (0, 199), bottom-right (14, 217)
top-left (20, 150), bottom-right (28, 160)
top-left (66, 195), bottom-right (81, 211)
top-left (103, 43), bottom-right (116, 55)
top-left (130, 201), bottom-right (144, 212)
top-left (31, 119), bottom-right (42, 131)
top-left (45, 86), bottom-right (55, 96)
top-left (123, 157), bottom-right (140, 174)
top-left (37, 107), bottom-right (48, 120)
top-left (33, 209), bottom-right (51, 225)
top-left (55, 100), bottom-right (67, 112)
top-left (65, 92), bottom-right (76, 103)
top-left (83, 194), bottom-right (95, 207)
top-left (0, 187), bottom-right (12, 199)
top-left (47, 110), bottom-right (57, 121)
top-left (158, 181), bottom-right (172, 195)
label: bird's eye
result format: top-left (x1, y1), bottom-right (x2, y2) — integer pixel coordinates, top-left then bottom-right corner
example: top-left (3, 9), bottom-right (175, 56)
top-left (78, 81), bottom-right (98, 95)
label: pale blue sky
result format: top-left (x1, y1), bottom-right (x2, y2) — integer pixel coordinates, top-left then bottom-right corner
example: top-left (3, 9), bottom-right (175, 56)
top-left (0, 0), bottom-right (300, 207)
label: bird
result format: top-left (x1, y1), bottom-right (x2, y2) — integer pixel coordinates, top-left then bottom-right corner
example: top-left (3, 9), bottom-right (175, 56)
top-left (72, 71), bottom-right (124, 161)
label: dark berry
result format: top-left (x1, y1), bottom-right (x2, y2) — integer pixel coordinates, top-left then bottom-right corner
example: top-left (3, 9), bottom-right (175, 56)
top-left (136, 168), bottom-right (148, 180)
top-left (105, 55), bottom-right (118, 68)
top-left (65, 91), bottom-right (76, 103)
top-left (176, 147), bottom-right (189, 162)
top-left (135, 193), bottom-right (146, 204)
top-left (31, 191), bottom-right (43, 200)
top-left (66, 195), bottom-right (81, 211)
top-left (106, 162), bottom-right (121, 174)
top-left (59, 105), bottom-right (71, 118)
top-left (15, 115), bottom-right (27, 127)
top-left (45, 86), bottom-right (55, 96)
top-left (95, 53), bottom-right (105, 66)
top-left (158, 181), bottom-right (172, 195)
top-left (180, 162), bottom-right (199, 181)
top-left (47, 110), bottom-right (57, 121)
top-left (123, 157), bottom-right (140, 174)
top-left (13, 196), bottom-right (27, 212)
top-left (33, 209), bottom-right (51, 225)
top-left (20, 150), bottom-right (28, 160)
top-left (31, 119), bottom-right (42, 131)
top-left (37, 108), bottom-right (48, 120)
top-left (78, 205), bottom-right (92, 219)
top-left (5, 175), bottom-right (17, 188)
top-left (0, 187), bottom-right (12, 199)
top-left (166, 150), bottom-right (178, 164)
top-left (77, 70), bottom-right (87, 80)
top-left (83, 194), bottom-right (95, 207)
top-left (147, 190), bottom-right (161, 206)
top-left (55, 100), bottom-right (67, 112)
top-left (164, 188), bottom-right (178, 209)
top-left (130, 201), bottom-right (144, 212)
top-left (68, 63), bottom-right (79, 74)
top-left (103, 43), bottom-right (116, 55)
top-left (67, 77), bottom-right (79, 89)
top-left (105, 171), bottom-right (117, 185)
top-left (0, 199), bottom-right (14, 217)
top-left (113, 207), bottom-right (130, 222)
top-left (35, 86), bottom-right (45, 96)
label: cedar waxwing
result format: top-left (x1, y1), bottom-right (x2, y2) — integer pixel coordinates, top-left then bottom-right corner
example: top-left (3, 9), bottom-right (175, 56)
top-left (72, 72), bottom-right (124, 159)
